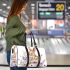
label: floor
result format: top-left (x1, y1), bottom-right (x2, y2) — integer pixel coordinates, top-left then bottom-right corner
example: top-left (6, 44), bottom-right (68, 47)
top-left (0, 67), bottom-right (70, 70)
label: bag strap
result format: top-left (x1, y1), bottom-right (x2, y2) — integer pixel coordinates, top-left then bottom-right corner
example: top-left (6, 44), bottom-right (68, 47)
top-left (30, 32), bottom-right (37, 47)
top-left (24, 33), bottom-right (29, 67)
top-left (30, 32), bottom-right (41, 67)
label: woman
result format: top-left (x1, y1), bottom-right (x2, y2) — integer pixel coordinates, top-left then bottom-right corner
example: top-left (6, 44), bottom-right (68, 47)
top-left (5, 0), bottom-right (29, 70)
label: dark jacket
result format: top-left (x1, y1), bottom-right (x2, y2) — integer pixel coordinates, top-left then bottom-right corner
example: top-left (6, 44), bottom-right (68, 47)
top-left (5, 15), bottom-right (26, 51)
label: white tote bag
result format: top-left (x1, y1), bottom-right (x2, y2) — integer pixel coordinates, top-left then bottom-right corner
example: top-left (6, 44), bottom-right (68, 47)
top-left (10, 32), bottom-right (47, 67)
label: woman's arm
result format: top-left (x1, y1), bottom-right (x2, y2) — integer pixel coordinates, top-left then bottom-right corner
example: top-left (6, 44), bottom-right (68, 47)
top-left (5, 16), bottom-right (26, 38)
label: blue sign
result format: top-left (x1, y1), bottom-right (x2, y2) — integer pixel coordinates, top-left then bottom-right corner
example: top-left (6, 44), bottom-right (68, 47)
top-left (48, 30), bottom-right (64, 36)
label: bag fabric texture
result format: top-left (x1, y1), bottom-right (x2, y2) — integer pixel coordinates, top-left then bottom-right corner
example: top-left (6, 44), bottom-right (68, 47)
top-left (10, 32), bottom-right (47, 68)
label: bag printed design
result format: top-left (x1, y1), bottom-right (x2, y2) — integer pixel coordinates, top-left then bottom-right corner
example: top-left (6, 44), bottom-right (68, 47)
top-left (10, 33), bottom-right (47, 67)
top-left (28, 47), bottom-right (39, 67)
top-left (10, 45), bottom-right (47, 67)
top-left (10, 45), bottom-right (17, 66)
top-left (10, 45), bottom-right (27, 67)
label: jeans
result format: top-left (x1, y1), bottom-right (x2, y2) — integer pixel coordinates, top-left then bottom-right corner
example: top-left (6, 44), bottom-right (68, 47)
top-left (7, 51), bottom-right (27, 70)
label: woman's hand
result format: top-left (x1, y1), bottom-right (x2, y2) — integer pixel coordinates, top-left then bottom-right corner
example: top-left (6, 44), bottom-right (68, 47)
top-left (25, 21), bottom-right (32, 34)
top-left (25, 28), bottom-right (31, 34)
top-left (25, 24), bottom-right (31, 34)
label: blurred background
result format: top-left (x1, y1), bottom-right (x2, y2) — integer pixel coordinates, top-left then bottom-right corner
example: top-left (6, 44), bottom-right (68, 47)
top-left (0, 0), bottom-right (70, 66)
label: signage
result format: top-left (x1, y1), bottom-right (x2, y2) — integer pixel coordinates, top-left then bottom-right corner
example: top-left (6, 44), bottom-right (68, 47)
top-left (37, 1), bottom-right (65, 20)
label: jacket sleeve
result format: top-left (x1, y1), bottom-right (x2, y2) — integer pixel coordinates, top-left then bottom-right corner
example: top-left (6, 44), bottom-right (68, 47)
top-left (5, 16), bottom-right (26, 38)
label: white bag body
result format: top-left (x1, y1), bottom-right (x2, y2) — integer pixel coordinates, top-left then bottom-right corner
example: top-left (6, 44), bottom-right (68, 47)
top-left (10, 33), bottom-right (47, 67)
top-left (10, 45), bottom-right (47, 67)
top-left (10, 45), bottom-right (27, 67)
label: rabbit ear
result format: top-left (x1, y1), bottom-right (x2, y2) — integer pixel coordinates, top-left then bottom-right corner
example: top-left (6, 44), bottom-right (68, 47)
top-left (33, 48), bottom-right (35, 51)
top-left (29, 48), bottom-right (32, 51)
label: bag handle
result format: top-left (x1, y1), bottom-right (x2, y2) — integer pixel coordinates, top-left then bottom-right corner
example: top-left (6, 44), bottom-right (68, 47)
top-left (30, 32), bottom-right (37, 47)
top-left (24, 33), bottom-right (29, 67)
top-left (30, 32), bottom-right (41, 67)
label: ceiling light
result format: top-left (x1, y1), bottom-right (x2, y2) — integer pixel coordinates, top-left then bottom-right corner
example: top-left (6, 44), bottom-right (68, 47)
top-left (7, 6), bottom-right (10, 9)
top-left (31, 4), bottom-right (35, 6)
top-left (68, 15), bottom-right (70, 17)
top-left (68, 7), bottom-right (70, 9)
top-left (0, 9), bottom-right (2, 11)
top-left (2, 3), bottom-right (7, 6)
top-left (65, 9), bottom-right (67, 11)
top-left (66, 12), bottom-right (69, 15)
top-left (3, 11), bottom-right (6, 13)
